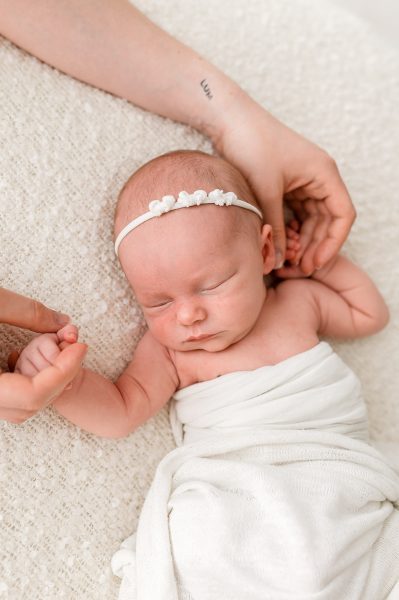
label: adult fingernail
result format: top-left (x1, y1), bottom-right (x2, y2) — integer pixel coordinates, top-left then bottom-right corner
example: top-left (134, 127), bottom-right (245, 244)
top-left (274, 250), bottom-right (284, 269)
top-left (56, 312), bottom-right (70, 327)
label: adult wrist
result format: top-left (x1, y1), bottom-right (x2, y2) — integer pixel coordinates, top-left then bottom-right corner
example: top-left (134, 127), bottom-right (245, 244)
top-left (185, 60), bottom-right (248, 147)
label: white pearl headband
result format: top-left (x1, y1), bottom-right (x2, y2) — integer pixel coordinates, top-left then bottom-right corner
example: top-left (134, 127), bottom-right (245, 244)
top-left (114, 188), bottom-right (263, 256)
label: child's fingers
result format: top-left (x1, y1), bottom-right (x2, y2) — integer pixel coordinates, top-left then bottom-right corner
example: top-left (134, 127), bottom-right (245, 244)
top-left (299, 202), bottom-right (331, 274)
top-left (32, 343), bottom-right (88, 406)
top-left (286, 227), bottom-right (299, 240)
top-left (285, 228), bottom-right (301, 265)
top-left (285, 249), bottom-right (298, 261)
top-left (26, 334), bottom-right (61, 373)
top-left (286, 238), bottom-right (300, 250)
top-left (287, 219), bottom-right (300, 232)
top-left (57, 323), bottom-right (79, 344)
top-left (12, 333), bottom-right (58, 376)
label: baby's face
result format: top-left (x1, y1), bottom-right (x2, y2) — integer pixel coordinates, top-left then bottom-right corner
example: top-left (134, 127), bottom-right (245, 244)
top-left (118, 205), bottom-right (273, 352)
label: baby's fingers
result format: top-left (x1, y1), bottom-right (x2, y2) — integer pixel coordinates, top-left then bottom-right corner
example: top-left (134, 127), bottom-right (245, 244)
top-left (57, 324), bottom-right (79, 344)
top-left (32, 343), bottom-right (87, 407)
top-left (285, 222), bottom-right (301, 264)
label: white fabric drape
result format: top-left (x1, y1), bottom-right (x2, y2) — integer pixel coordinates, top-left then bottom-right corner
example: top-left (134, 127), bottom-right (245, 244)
top-left (112, 343), bottom-right (399, 599)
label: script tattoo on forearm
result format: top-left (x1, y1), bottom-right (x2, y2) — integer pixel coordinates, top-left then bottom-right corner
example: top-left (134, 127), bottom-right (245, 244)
top-left (200, 79), bottom-right (213, 100)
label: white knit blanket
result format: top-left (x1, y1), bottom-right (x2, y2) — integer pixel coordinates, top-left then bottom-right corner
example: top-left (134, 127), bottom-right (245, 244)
top-left (111, 343), bottom-right (399, 599)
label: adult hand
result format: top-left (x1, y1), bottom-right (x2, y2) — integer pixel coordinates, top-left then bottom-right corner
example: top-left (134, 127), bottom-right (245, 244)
top-left (0, 287), bottom-right (87, 423)
top-left (214, 91), bottom-right (356, 274)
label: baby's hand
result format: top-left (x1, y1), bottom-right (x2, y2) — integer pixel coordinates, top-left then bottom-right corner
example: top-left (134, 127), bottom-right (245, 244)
top-left (285, 219), bottom-right (301, 265)
top-left (275, 220), bottom-right (308, 279)
top-left (14, 324), bottom-right (78, 378)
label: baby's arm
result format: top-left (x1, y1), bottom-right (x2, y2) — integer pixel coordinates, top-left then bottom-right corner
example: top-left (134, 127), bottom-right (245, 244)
top-left (277, 222), bottom-right (389, 339)
top-left (52, 331), bottom-right (179, 438)
top-left (15, 327), bottom-right (179, 438)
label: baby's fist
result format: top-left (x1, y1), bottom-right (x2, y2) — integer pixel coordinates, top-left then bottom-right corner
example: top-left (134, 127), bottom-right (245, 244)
top-left (14, 324), bottom-right (78, 377)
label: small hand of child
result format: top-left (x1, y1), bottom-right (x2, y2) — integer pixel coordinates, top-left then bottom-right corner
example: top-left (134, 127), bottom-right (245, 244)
top-left (275, 219), bottom-right (309, 279)
top-left (13, 324), bottom-right (79, 378)
top-left (284, 219), bottom-right (301, 264)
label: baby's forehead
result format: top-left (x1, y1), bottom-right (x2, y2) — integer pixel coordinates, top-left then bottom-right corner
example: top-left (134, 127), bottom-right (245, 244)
top-left (115, 152), bottom-right (255, 231)
top-left (118, 203), bottom-right (248, 281)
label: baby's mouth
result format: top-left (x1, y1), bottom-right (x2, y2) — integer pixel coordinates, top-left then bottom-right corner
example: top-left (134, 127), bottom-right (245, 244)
top-left (185, 333), bottom-right (216, 342)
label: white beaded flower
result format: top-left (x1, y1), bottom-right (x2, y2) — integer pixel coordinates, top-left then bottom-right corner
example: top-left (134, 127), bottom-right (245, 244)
top-left (192, 189), bottom-right (207, 205)
top-left (161, 195), bottom-right (176, 211)
top-left (208, 189), bottom-right (225, 205)
top-left (148, 195), bottom-right (176, 216)
top-left (148, 200), bottom-right (163, 216)
top-left (178, 190), bottom-right (196, 207)
top-left (223, 191), bottom-right (237, 205)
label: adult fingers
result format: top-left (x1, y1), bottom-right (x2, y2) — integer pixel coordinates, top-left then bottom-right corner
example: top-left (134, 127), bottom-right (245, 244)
top-left (314, 208), bottom-right (356, 268)
top-left (0, 288), bottom-right (70, 333)
top-left (310, 162), bottom-right (356, 267)
top-left (31, 343), bottom-right (87, 406)
top-left (0, 343), bottom-right (87, 413)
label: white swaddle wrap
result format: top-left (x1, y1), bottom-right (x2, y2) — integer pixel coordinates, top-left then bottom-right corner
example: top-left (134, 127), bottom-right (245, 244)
top-left (112, 342), bottom-right (399, 599)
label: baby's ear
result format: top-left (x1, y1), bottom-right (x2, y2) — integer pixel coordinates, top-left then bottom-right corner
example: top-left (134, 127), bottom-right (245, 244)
top-left (260, 224), bottom-right (275, 275)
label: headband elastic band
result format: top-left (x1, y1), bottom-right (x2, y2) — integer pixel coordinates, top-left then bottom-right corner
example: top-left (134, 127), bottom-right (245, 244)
top-left (114, 188), bottom-right (263, 256)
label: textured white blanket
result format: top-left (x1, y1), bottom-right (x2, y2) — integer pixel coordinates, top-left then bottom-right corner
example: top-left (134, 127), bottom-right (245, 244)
top-left (112, 343), bottom-right (399, 599)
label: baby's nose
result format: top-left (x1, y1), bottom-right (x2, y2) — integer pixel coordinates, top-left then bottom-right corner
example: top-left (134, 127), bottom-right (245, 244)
top-left (176, 299), bottom-right (206, 326)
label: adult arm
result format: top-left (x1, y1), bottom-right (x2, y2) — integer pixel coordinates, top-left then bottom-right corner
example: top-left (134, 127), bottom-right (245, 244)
top-left (0, 0), bottom-right (355, 270)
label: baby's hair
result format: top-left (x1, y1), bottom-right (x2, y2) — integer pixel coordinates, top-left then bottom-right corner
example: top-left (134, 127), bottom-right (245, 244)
top-left (114, 149), bottom-right (260, 239)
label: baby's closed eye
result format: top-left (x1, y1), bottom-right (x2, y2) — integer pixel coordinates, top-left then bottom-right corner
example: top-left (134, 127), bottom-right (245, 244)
top-left (201, 271), bottom-right (237, 293)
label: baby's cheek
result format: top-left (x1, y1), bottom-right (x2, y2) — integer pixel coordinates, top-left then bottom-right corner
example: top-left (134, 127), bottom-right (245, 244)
top-left (146, 315), bottom-right (171, 344)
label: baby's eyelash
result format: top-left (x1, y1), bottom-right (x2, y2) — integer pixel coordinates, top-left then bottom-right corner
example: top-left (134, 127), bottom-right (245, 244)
top-left (148, 300), bottom-right (171, 309)
top-left (204, 272), bottom-right (236, 291)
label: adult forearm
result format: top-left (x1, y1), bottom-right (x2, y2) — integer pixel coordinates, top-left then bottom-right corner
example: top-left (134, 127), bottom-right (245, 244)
top-left (0, 0), bottom-right (240, 140)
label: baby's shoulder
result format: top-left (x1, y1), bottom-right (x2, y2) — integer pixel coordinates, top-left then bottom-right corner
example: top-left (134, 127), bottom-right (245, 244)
top-left (272, 278), bottom-right (319, 322)
top-left (274, 277), bottom-right (313, 300)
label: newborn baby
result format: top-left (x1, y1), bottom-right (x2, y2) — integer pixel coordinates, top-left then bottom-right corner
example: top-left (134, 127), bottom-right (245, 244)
top-left (15, 150), bottom-right (399, 599)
